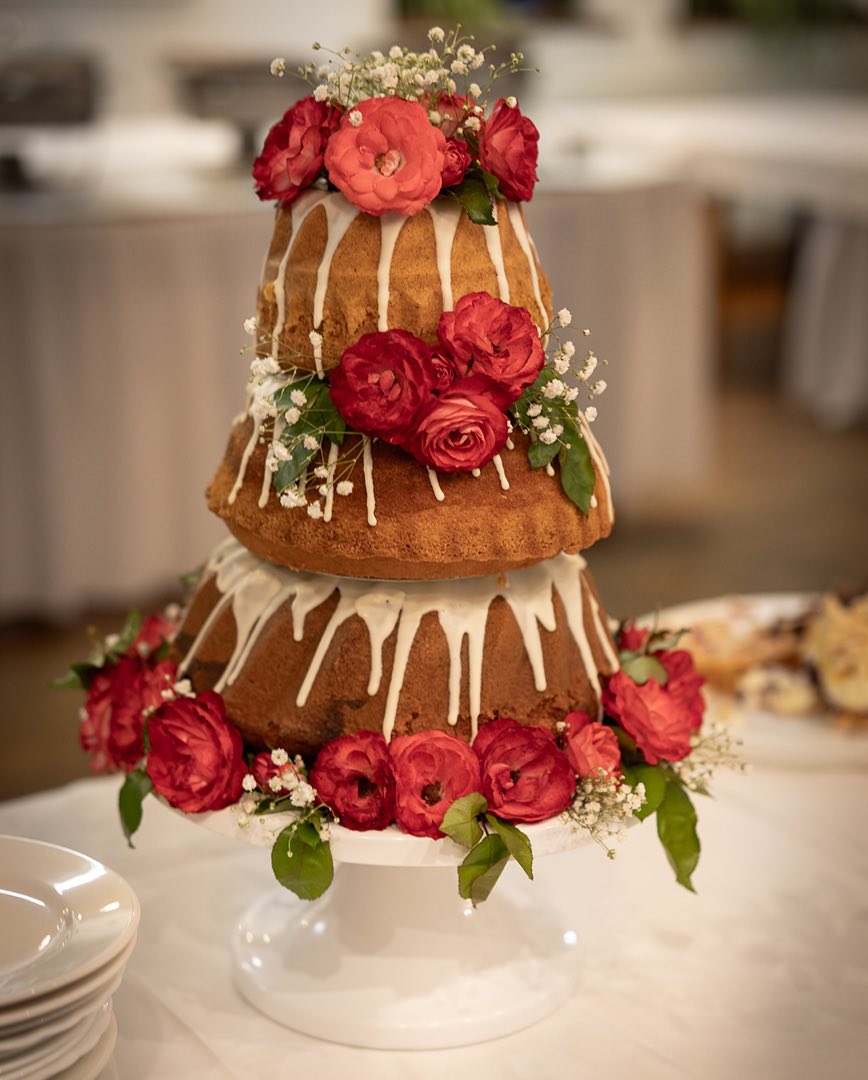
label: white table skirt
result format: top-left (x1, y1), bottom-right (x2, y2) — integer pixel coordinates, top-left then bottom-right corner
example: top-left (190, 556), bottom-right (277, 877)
top-left (1, 766), bottom-right (865, 1079)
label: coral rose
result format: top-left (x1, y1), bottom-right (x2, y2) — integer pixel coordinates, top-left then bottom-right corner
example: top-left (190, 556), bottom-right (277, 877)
top-left (389, 731), bottom-right (482, 838)
top-left (563, 711), bottom-right (622, 779)
top-left (473, 717), bottom-right (575, 823)
top-left (437, 292), bottom-right (544, 407)
top-left (602, 652), bottom-right (705, 766)
top-left (478, 98), bottom-right (539, 202)
top-left (441, 137), bottom-right (472, 188)
top-left (406, 375), bottom-right (509, 473)
top-left (146, 691), bottom-right (246, 812)
top-left (80, 656), bottom-right (175, 774)
top-left (329, 329), bottom-right (435, 444)
top-left (310, 731), bottom-right (395, 831)
top-left (253, 96), bottom-right (340, 206)
top-left (324, 96), bottom-right (446, 215)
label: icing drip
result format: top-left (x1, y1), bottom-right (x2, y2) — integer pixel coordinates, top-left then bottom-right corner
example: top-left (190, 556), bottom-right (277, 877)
top-left (471, 468), bottom-right (481, 478)
top-left (271, 189), bottom-right (328, 362)
top-left (377, 214), bottom-right (405, 331)
top-left (580, 411), bottom-right (613, 521)
top-left (545, 463), bottom-right (555, 477)
top-left (427, 200), bottom-right (462, 311)
top-left (180, 540), bottom-right (617, 742)
top-left (228, 418), bottom-right (261, 505)
top-left (259, 414), bottom-right (285, 509)
top-left (590, 494), bottom-right (598, 508)
top-left (482, 202), bottom-right (510, 302)
top-left (311, 196), bottom-right (360, 375)
top-left (322, 441), bottom-right (340, 522)
top-left (492, 454), bottom-right (510, 490)
top-left (505, 437), bottom-right (515, 451)
top-left (427, 468), bottom-right (445, 502)
top-left (506, 203), bottom-right (546, 327)
top-left (362, 437), bottom-right (377, 526)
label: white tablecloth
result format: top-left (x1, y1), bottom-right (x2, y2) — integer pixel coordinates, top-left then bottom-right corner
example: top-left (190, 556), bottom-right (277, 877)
top-left (1, 765), bottom-right (865, 1079)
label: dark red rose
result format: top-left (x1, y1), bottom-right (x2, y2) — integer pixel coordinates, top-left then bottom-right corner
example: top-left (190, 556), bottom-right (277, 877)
top-left (253, 96), bottom-right (341, 207)
top-left (563, 711), bottom-right (622, 779)
top-left (441, 137), bottom-right (472, 188)
top-left (406, 375), bottom-right (509, 473)
top-left (389, 731), bottom-right (482, 838)
top-left (617, 622), bottom-right (649, 652)
top-left (473, 717), bottom-right (576, 823)
top-left (310, 731), bottom-right (395, 831)
top-left (130, 613), bottom-right (177, 658)
top-left (602, 651), bottom-right (705, 766)
top-left (478, 98), bottom-right (539, 202)
top-left (146, 692), bottom-right (246, 813)
top-left (329, 330), bottom-right (436, 444)
top-left (251, 750), bottom-right (299, 793)
top-left (437, 292), bottom-right (544, 407)
top-left (80, 656), bottom-right (175, 774)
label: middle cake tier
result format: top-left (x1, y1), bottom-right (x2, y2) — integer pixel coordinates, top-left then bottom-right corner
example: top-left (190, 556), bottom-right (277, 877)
top-left (172, 538), bottom-right (619, 759)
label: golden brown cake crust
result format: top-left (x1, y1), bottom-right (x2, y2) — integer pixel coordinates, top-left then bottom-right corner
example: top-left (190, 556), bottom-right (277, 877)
top-left (207, 427), bottom-right (613, 580)
top-left (171, 560), bottom-right (617, 760)
top-left (256, 196), bottom-right (552, 371)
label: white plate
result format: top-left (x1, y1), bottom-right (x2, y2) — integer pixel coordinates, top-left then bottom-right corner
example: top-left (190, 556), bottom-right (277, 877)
top-left (648, 594), bottom-right (868, 770)
top-left (0, 938), bottom-right (133, 1032)
top-left (0, 1002), bottom-right (111, 1080)
top-left (0, 838), bottom-right (138, 1008)
top-left (49, 1015), bottom-right (116, 1080)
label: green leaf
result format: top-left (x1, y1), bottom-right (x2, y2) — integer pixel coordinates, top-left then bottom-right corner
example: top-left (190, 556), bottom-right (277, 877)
top-left (271, 820), bottom-right (334, 901)
top-left (621, 763), bottom-right (668, 821)
top-left (480, 169), bottom-right (501, 197)
top-left (274, 442), bottom-right (317, 491)
top-left (448, 174), bottom-right (496, 226)
top-left (612, 726), bottom-right (638, 755)
top-left (656, 781), bottom-right (700, 892)
top-left (118, 769), bottom-right (152, 848)
top-left (558, 431), bottom-right (596, 515)
top-left (528, 438), bottom-right (560, 470)
top-left (439, 792), bottom-right (487, 848)
top-left (458, 834), bottom-right (510, 905)
top-left (621, 653), bottom-right (668, 687)
top-left (52, 661), bottom-right (97, 691)
top-left (485, 814), bottom-right (533, 879)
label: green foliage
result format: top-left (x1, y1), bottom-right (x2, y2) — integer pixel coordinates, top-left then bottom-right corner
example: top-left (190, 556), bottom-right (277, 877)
top-left (272, 377), bottom-right (346, 492)
top-left (271, 820), bottom-right (335, 901)
top-left (621, 763), bottom-right (667, 822)
top-left (484, 814), bottom-right (533, 879)
top-left (446, 171), bottom-right (496, 225)
top-left (656, 781), bottom-right (701, 892)
top-left (619, 653), bottom-right (669, 687)
top-left (440, 792), bottom-right (488, 848)
top-left (458, 834), bottom-right (511, 905)
top-left (118, 769), bottom-right (152, 848)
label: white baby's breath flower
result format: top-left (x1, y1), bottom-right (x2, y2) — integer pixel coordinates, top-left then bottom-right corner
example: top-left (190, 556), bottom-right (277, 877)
top-left (428, 109), bottom-right (442, 125)
top-left (313, 465), bottom-right (329, 479)
top-left (527, 402), bottom-right (542, 418)
top-left (389, 45), bottom-right (402, 59)
top-left (539, 429), bottom-right (557, 445)
top-left (336, 480), bottom-right (354, 496)
top-left (303, 434), bottom-right (319, 451)
top-left (313, 84), bottom-right (329, 102)
top-left (271, 748), bottom-right (289, 767)
top-left (243, 316), bottom-right (257, 336)
top-left (464, 115), bottom-right (481, 132)
top-left (562, 340), bottom-right (576, 358)
top-left (450, 59), bottom-right (467, 76)
top-left (270, 57), bottom-right (286, 78)
top-left (290, 389), bottom-right (307, 407)
top-left (348, 109), bottom-right (363, 127)
top-left (242, 774), bottom-right (257, 792)
top-left (173, 678), bottom-right (194, 698)
top-left (469, 82), bottom-right (482, 98)
top-left (553, 355), bottom-right (570, 375)
top-left (582, 327), bottom-right (591, 336)
top-left (585, 406), bottom-right (598, 423)
top-left (542, 379), bottom-right (566, 400)
top-left (564, 387), bottom-right (579, 404)
top-left (589, 379), bottom-right (607, 397)
top-left (557, 307), bottom-right (572, 327)
top-left (428, 26), bottom-right (446, 43)
top-left (579, 354), bottom-right (598, 382)
top-left (268, 776), bottom-right (283, 793)
top-left (290, 781), bottom-right (316, 808)
top-left (307, 500), bottom-right (323, 519)
top-left (505, 96), bottom-right (517, 108)
top-left (284, 406), bottom-right (301, 424)
top-left (532, 415), bottom-right (550, 429)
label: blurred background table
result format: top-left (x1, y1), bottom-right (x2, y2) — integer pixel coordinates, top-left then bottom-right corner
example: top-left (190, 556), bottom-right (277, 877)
top-left (0, 765), bottom-right (865, 1079)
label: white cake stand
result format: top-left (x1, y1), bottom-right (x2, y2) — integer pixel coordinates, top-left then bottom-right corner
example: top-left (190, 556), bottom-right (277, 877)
top-left (200, 808), bottom-right (593, 1049)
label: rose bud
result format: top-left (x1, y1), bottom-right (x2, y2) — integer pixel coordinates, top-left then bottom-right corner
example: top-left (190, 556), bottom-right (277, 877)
top-left (478, 97), bottom-right (539, 202)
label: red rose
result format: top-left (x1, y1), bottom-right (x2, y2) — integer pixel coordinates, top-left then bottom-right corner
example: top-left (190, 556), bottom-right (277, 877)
top-left (329, 330), bottom-right (435, 444)
top-left (617, 623), bottom-right (649, 652)
top-left (407, 375), bottom-right (509, 473)
top-left (324, 97), bottom-right (446, 216)
top-left (130, 613), bottom-right (177, 658)
top-left (389, 731), bottom-right (482, 838)
top-left (146, 691), bottom-right (246, 813)
top-left (430, 94), bottom-right (474, 139)
top-left (80, 656), bottom-right (175, 774)
top-left (310, 731), bottom-right (395, 831)
top-left (437, 292), bottom-right (544, 407)
top-left (429, 349), bottom-right (460, 393)
top-left (251, 750), bottom-right (299, 793)
top-left (253, 96), bottom-right (340, 207)
top-left (563, 711), bottom-right (622, 779)
top-left (473, 717), bottom-right (576, 824)
top-left (441, 137), bottom-right (472, 189)
top-left (602, 652), bottom-right (705, 766)
top-left (478, 98), bottom-right (539, 202)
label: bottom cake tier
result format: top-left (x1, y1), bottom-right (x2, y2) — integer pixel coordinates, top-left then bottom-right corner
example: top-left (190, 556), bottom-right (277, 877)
top-left (172, 538), bottom-right (619, 758)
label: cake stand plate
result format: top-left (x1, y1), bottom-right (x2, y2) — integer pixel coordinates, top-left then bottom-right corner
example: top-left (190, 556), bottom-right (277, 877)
top-left (200, 810), bottom-right (591, 1049)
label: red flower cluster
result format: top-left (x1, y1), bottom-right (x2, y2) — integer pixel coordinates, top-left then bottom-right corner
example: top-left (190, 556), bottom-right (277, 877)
top-left (309, 718), bottom-right (578, 834)
top-left (602, 626), bottom-right (706, 765)
top-left (253, 93), bottom-right (539, 215)
top-left (328, 291), bottom-right (543, 473)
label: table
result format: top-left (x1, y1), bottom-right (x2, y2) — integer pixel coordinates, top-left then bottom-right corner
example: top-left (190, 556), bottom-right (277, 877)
top-left (1, 765), bottom-right (865, 1079)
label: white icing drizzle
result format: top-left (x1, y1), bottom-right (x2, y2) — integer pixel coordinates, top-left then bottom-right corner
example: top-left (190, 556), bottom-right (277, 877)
top-left (228, 419), bottom-right (261, 505)
top-left (377, 214), bottom-right (406, 330)
top-left (362, 437), bottom-right (377, 526)
top-left (492, 454), bottom-right (510, 491)
top-left (505, 437), bottom-right (515, 451)
top-left (259, 414), bottom-right (285, 509)
top-left (271, 189), bottom-right (328, 362)
top-left (545, 462), bottom-right (555, 477)
top-left (590, 494), bottom-right (598, 508)
top-left (427, 199), bottom-right (462, 311)
top-left (506, 202), bottom-right (546, 327)
top-left (323, 440), bottom-right (340, 522)
top-left (427, 468), bottom-right (445, 502)
top-left (580, 411), bottom-right (613, 521)
top-left (311, 196), bottom-right (360, 375)
top-left (482, 201), bottom-right (510, 302)
top-left (180, 540), bottom-right (617, 742)
top-left (471, 468), bottom-right (481, 478)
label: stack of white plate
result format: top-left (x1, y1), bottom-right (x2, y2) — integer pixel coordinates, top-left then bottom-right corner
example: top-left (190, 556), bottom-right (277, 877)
top-left (0, 836), bottom-right (139, 1079)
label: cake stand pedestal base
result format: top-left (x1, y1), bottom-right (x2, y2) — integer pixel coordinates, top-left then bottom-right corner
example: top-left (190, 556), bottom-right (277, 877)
top-left (231, 861), bottom-right (578, 1050)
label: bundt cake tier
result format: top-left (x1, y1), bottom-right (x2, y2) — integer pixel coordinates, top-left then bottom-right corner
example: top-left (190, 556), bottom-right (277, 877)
top-left (208, 426), bottom-right (613, 580)
top-left (256, 190), bottom-right (551, 372)
top-left (172, 539), bottom-right (619, 760)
